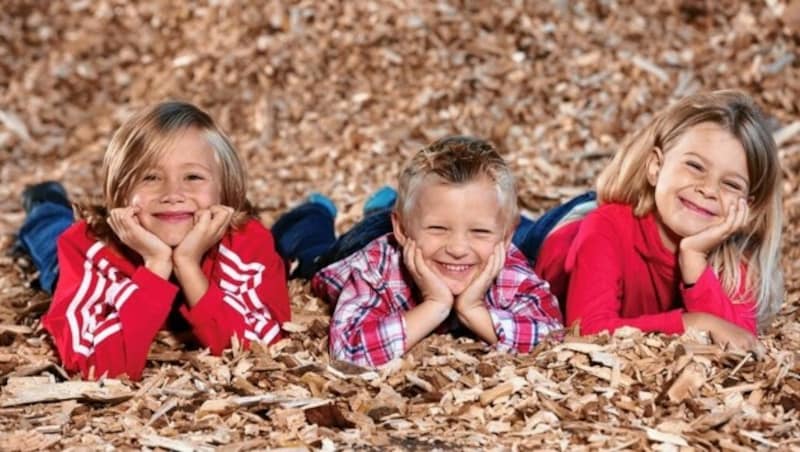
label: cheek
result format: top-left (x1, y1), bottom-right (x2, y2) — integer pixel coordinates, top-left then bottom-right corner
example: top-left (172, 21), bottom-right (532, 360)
top-left (475, 241), bottom-right (500, 261)
top-left (190, 186), bottom-right (222, 207)
top-left (128, 192), bottom-right (145, 208)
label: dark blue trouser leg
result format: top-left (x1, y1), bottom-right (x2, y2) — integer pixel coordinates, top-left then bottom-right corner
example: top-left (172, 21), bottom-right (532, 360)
top-left (511, 191), bottom-right (597, 261)
top-left (271, 203), bottom-right (337, 280)
top-left (314, 207), bottom-right (394, 271)
top-left (271, 203), bottom-right (394, 280)
top-left (18, 202), bottom-right (75, 294)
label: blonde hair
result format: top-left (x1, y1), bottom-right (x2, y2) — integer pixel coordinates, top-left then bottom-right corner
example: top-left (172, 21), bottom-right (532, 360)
top-left (396, 136), bottom-right (518, 233)
top-left (597, 90), bottom-right (783, 331)
top-left (85, 101), bottom-right (254, 242)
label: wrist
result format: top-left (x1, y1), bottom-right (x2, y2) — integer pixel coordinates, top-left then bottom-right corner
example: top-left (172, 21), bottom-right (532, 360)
top-left (172, 255), bottom-right (203, 278)
top-left (144, 257), bottom-right (172, 280)
top-left (173, 252), bottom-right (201, 269)
top-left (678, 248), bottom-right (707, 286)
top-left (421, 297), bottom-right (452, 319)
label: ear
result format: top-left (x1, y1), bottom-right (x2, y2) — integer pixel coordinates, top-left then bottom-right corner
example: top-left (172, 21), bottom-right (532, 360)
top-left (646, 147), bottom-right (664, 187)
top-left (391, 210), bottom-right (408, 246)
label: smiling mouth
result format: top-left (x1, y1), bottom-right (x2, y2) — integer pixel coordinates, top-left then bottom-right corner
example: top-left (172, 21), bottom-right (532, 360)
top-left (436, 262), bottom-right (475, 274)
top-left (679, 197), bottom-right (716, 217)
top-left (153, 212), bottom-right (194, 222)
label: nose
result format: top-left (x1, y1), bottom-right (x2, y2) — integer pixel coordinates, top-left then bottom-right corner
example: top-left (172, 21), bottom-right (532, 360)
top-left (695, 178), bottom-right (720, 200)
top-left (444, 233), bottom-right (469, 258)
top-left (159, 178), bottom-right (186, 203)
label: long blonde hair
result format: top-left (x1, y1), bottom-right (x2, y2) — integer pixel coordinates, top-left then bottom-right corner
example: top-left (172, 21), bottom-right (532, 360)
top-left (84, 101), bottom-right (255, 243)
top-left (597, 90), bottom-right (783, 331)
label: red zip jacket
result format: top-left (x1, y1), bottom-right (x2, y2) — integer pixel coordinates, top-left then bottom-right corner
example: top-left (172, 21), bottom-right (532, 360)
top-left (42, 219), bottom-right (290, 380)
top-left (534, 203), bottom-right (757, 336)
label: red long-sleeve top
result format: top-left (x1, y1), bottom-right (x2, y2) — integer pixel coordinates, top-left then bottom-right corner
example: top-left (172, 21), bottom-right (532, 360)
top-left (42, 219), bottom-right (291, 380)
top-left (534, 203), bottom-right (757, 336)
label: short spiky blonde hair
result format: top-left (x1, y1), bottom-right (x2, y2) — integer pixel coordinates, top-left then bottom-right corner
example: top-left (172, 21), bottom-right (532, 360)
top-left (597, 90), bottom-right (783, 330)
top-left (86, 101), bottom-right (253, 242)
top-left (396, 136), bottom-right (518, 233)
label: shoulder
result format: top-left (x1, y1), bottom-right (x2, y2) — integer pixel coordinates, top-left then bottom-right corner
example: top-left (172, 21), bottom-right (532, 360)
top-left (317, 234), bottom-right (402, 285)
top-left (338, 234), bottom-right (401, 272)
top-left (58, 221), bottom-right (101, 250)
top-left (226, 218), bottom-right (274, 245)
top-left (497, 244), bottom-right (544, 286)
top-left (579, 203), bottom-right (636, 236)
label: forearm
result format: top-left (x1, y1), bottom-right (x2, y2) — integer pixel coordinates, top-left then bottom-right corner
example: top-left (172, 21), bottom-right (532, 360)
top-left (144, 255), bottom-right (172, 280)
top-left (403, 299), bottom-right (451, 349)
top-left (678, 248), bottom-right (707, 285)
top-left (173, 258), bottom-right (209, 307)
top-left (456, 304), bottom-right (498, 345)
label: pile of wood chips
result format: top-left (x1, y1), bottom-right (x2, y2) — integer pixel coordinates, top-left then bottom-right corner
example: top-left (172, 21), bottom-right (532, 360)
top-left (1, 1), bottom-right (799, 450)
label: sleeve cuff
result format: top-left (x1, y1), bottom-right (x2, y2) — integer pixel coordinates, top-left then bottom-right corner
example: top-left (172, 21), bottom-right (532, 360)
top-left (681, 266), bottom-right (717, 310)
top-left (179, 284), bottom-right (226, 326)
top-left (123, 267), bottom-right (179, 317)
top-left (666, 309), bottom-right (687, 335)
top-left (487, 308), bottom-right (514, 352)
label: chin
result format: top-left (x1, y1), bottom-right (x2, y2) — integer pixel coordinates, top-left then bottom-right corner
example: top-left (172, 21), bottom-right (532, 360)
top-left (155, 232), bottom-right (188, 247)
top-left (445, 281), bottom-right (470, 297)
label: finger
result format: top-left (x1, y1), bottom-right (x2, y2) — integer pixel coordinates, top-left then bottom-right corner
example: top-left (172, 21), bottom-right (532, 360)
top-left (753, 341), bottom-right (766, 360)
top-left (210, 205), bottom-right (234, 219)
top-left (194, 209), bottom-right (212, 230)
top-left (711, 200), bottom-right (740, 239)
top-left (403, 241), bottom-right (418, 277)
top-left (494, 243), bottom-right (506, 274)
top-left (733, 198), bottom-right (748, 232)
top-left (210, 206), bottom-right (233, 231)
top-left (413, 242), bottom-right (431, 278)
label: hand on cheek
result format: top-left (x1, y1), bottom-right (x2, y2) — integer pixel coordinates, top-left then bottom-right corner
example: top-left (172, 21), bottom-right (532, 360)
top-left (402, 240), bottom-right (453, 308)
top-left (173, 205), bottom-right (234, 265)
top-left (108, 206), bottom-right (172, 279)
top-left (455, 242), bottom-right (505, 312)
top-left (679, 197), bottom-right (748, 285)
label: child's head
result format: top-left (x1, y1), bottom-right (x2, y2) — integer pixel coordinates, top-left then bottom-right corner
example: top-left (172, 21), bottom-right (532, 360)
top-left (597, 90), bottom-right (783, 327)
top-left (101, 101), bottom-right (251, 246)
top-left (391, 136), bottom-right (518, 295)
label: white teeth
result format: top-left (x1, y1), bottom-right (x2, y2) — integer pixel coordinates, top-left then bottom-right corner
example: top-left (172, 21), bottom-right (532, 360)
top-left (441, 263), bottom-right (471, 272)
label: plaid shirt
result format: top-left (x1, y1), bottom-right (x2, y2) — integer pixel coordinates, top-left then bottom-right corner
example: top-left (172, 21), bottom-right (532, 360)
top-left (311, 234), bottom-right (563, 367)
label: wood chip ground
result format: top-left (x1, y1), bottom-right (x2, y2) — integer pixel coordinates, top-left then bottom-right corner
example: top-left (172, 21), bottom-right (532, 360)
top-left (1, 1), bottom-right (799, 450)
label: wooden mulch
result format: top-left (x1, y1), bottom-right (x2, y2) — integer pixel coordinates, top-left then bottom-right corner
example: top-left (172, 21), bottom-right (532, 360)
top-left (1, 1), bottom-right (799, 450)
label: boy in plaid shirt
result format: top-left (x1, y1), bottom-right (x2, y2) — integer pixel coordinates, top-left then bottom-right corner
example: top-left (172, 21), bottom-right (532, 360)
top-left (274, 136), bottom-right (563, 367)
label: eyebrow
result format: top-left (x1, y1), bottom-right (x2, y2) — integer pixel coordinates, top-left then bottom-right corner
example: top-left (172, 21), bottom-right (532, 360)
top-left (685, 152), bottom-right (749, 184)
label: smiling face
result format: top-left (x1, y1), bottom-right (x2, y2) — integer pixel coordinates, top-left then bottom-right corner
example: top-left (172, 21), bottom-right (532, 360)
top-left (392, 175), bottom-right (510, 296)
top-left (647, 122), bottom-right (750, 250)
top-left (128, 128), bottom-right (222, 246)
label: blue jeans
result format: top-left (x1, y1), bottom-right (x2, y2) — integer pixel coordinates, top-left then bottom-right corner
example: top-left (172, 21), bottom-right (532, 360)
top-left (272, 191), bottom-right (597, 279)
top-left (18, 202), bottom-right (75, 294)
top-left (512, 191), bottom-right (597, 260)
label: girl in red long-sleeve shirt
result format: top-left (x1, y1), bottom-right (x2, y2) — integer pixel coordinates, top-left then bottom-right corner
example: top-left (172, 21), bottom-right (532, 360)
top-left (531, 91), bottom-right (783, 353)
top-left (20, 102), bottom-right (290, 380)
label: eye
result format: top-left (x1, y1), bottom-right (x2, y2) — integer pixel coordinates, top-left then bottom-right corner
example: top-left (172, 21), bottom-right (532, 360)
top-left (141, 173), bottom-right (159, 182)
top-left (186, 173), bottom-right (206, 181)
top-left (471, 228), bottom-right (493, 235)
top-left (686, 160), bottom-right (703, 171)
top-left (426, 225), bottom-right (447, 232)
top-left (723, 180), bottom-right (745, 192)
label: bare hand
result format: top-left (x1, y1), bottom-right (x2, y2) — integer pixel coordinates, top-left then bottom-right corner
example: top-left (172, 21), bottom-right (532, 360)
top-left (173, 205), bottom-right (234, 265)
top-left (683, 312), bottom-right (764, 357)
top-left (455, 242), bottom-right (505, 314)
top-left (679, 198), bottom-right (748, 284)
top-left (403, 239), bottom-right (453, 308)
top-left (108, 206), bottom-right (172, 277)
top-left (680, 198), bottom-right (748, 257)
